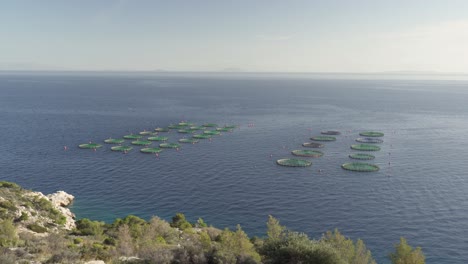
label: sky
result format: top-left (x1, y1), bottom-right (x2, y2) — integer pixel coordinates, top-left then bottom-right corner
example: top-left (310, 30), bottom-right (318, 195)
top-left (1, 0), bottom-right (468, 73)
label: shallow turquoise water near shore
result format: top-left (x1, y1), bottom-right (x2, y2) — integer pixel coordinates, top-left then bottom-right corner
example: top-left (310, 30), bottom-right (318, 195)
top-left (1, 73), bottom-right (468, 263)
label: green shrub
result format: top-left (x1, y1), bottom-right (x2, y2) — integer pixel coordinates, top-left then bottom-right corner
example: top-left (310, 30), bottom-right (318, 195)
top-left (0, 200), bottom-right (17, 211)
top-left (0, 181), bottom-right (20, 189)
top-left (389, 237), bottom-right (425, 264)
top-left (0, 219), bottom-right (19, 247)
top-left (73, 238), bottom-right (83, 244)
top-left (17, 212), bottom-right (29, 222)
top-left (27, 224), bottom-right (47, 233)
top-left (75, 218), bottom-right (104, 236)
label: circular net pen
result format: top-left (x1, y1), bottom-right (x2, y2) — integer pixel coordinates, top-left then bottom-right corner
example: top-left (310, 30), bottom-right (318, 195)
top-left (193, 134), bottom-right (211, 139)
top-left (321, 130), bottom-right (341, 135)
top-left (342, 162), bottom-right (379, 172)
top-left (148, 136), bottom-right (168, 141)
top-left (168, 124), bottom-right (185, 129)
top-left (178, 129), bottom-right (196, 134)
top-left (123, 134), bottom-right (142, 140)
top-left (179, 138), bottom-right (199, 144)
top-left (292, 150), bottom-right (324, 158)
top-left (140, 148), bottom-right (162, 154)
top-left (276, 158), bottom-right (312, 167)
top-left (104, 138), bottom-right (125, 144)
top-left (190, 126), bottom-right (204, 130)
top-left (216, 127), bottom-right (232, 132)
top-left (359, 131), bottom-right (384, 137)
top-left (356, 137), bottom-right (383, 143)
top-left (351, 144), bottom-right (381, 151)
top-left (154, 128), bottom-right (170, 132)
top-left (302, 142), bottom-right (324, 148)
top-left (131, 140), bottom-right (152, 146)
top-left (349, 153), bottom-right (375, 160)
top-left (178, 122), bottom-right (194, 126)
top-left (79, 143), bottom-right (102, 149)
top-left (139, 131), bottom-right (154, 136)
top-left (311, 136), bottom-right (336, 142)
top-left (159, 143), bottom-right (181, 149)
top-left (203, 123), bottom-right (218, 127)
top-left (203, 130), bottom-right (221, 135)
top-left (111, 146), bottom-right (133, 152)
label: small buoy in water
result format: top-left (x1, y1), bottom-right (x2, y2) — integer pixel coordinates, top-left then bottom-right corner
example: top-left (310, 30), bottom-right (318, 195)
top-left (64, 146), bottom-right (68, 151)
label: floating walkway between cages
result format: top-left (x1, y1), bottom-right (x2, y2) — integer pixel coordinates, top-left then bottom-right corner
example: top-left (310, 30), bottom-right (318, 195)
top-left (292, 150), bottom-right (324, 158)
top-left (148, 136), bottom-right (168, 141)
top-left (321, 130), bottom-right (341, 135)
top-left (111, 146), bottom-right (132, 152)
top-left (359, 131), bottom-right (384, 137)
top-left (131, 140), bottom-right (152, 146)
top-left (123, 134), bottom-right (142, 140)
top-left (356, 138), bottom-right (383, 143)
top-left (190, 126), bottom-right (204, 130)
top-left (311, 136), bottom-right (336, 141)
top-left (342, 162), bottom-right (379, 172)
top-left (78, 143), bottom-right (102, 149)
top-left (104, 138), bottom-right (125, 144)
top-left (302, 142), bottom-right (324, 148)
top-left (349, 153), bottom-right (375, 160)
top-left (159, 143), bottom-right (181, 149)
top-left (351, 144), bottom-right (381, 151)
top-left (277, 158), bottom-right (312, 167)
top-left (140, 148), bottom-right (162, 154)
top-left (179, 138), bottom-right (199, 144)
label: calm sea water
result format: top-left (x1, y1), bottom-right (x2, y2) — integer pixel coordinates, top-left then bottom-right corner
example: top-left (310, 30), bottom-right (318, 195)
top-left (1, 72), bottom-right (468, 263)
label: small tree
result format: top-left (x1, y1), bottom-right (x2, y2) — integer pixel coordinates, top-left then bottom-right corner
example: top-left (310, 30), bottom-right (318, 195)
top-left (266, 215), bottom-right (285, 241)
top-left (389, 237), bottom-right (425, 264)
top-left (171, 213), bottom-right (192, 230)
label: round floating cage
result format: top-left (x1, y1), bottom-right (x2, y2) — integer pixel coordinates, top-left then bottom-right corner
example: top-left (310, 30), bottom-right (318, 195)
top-left (276, 158), bottom-right (312, 167)
top-left (224, 125), bottom-right (237, 129)
top-left (321, 130), bottom-right (341, 135)
top-left (79, 143), bottom-right (102, 149)
top-left (111, 146), bottom-right (133, 152)
top-left (148, 136), bottom-right (168, 141)
top-left (159, 143), bottom-right (181, 149)
top-left (216, 127), bottom-right (232, 132)
top-left (311, 136), bottom-right (336, 142)
top-left (190, 126), bottom-right (204, 130)
top-left (302, 142), bottom-right (324, 148)
top-left (123, 134), bottom-right (142, 140)
top-left (154, 127), bottom-right (170, 132)
top-left (349, 153), bottom-right (375, 160)
top-left (193, 134), bottom-right (211, 139)
top-left (203, 123), bottom-right (218, 127)
top-left (178, 122), bottom-right (194, 126)
top-left (203, 130), bottom-right (221, 135)
top-left (179, 138), bottom-right (199, 144)
top-left (356, 137), bottom-right (383, 144)
top-left (178, 129), bottom-right (196, 134)
top-left (351, 144), bottom-right (381, 151)
top-left (140, 147), bottom-right (162, 154)
top-left (168, 124), bottom-right (184, 129)
top-left (342, 162), bottom-right (379, 172)
top-left (291, 150), bottom-right (324, 158)
top-left (131, 140), bottom-right (152, 146)
top-left (139, 131), bottom-right (153, 136)
top-left (104, 138), bottom-right (125, 144)
top-left (359, 131), bottom-right (384, 137)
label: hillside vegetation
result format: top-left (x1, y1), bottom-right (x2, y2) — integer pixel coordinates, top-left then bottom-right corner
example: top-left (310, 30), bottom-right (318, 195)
top-left (0, 181), bottom-right (425, 264)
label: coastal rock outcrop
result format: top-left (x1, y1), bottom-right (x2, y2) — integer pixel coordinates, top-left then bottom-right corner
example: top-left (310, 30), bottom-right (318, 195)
top-left (47, 191), bottom-right (76, 230)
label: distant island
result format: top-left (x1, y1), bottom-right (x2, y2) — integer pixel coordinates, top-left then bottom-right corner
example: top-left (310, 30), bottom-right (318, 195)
top-left (0, 181), bottom-right (425, 263)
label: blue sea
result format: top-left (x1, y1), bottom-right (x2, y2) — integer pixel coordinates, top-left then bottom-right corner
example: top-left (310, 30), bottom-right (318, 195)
top-left (1, 72), bottom-right (468, 263)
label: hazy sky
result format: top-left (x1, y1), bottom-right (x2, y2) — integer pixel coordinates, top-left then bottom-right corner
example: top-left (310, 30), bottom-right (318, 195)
top-left (1, 0), bottom-right (468, 72)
